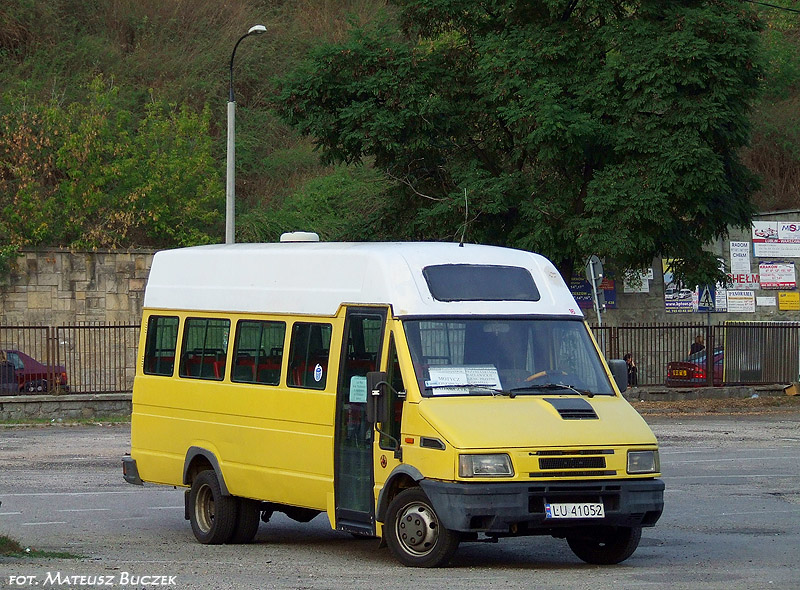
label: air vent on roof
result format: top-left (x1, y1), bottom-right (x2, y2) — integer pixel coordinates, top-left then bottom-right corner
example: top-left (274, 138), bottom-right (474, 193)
top-left (544, 398), bottom-right (598, 420)
top-left (280, 231), bottom-right (320, 242)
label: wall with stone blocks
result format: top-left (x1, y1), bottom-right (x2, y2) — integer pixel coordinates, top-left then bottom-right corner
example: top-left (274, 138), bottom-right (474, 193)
top-left (2, 221), bottom-right (799, 329)
top-left (0, 393), bottom-right (132, 421)
top-left (0, 249), bottom-right (155, 326)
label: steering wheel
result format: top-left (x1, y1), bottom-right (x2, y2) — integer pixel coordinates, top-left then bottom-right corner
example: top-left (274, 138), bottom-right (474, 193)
top-left (525, 369), bottom-right (568, 383)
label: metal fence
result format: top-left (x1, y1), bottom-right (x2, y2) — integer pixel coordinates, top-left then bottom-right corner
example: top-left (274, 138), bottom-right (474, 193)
top-left (0, 321), bottom-right (797, 394)
top-left (0, 324), bottom-right (140, 394)
top-left (592, 322), bottom-right (800, 386)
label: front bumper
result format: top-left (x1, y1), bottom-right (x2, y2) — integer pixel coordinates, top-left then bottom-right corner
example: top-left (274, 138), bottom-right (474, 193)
top-left (419, 478), bottom-right (664, 534)
top-left (122, 456), bottom-right (143, 486)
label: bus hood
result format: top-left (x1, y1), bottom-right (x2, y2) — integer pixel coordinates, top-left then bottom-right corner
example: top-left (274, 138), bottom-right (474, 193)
top-left (416, 395), bottom-right (657, 450)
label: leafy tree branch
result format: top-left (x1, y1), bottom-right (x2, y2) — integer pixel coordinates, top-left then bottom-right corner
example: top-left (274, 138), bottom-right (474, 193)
top-left (276, 0), bottom-right (763, 286)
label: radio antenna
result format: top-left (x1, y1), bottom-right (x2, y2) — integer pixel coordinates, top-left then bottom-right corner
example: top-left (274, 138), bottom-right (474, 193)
top-left (459, 188), bottom-right (468, 247)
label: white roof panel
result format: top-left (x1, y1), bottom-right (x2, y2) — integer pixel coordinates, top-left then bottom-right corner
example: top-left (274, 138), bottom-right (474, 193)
top-left (143, 242), bottom-right (583, 318)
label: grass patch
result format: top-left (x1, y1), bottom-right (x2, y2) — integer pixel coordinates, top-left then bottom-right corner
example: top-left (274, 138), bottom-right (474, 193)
top-left (0, 414), bottom-right (131, 426)
top-left (0, 535), bottom-right (24, 555)
top-left (0, 535), bottom-right (81, 559)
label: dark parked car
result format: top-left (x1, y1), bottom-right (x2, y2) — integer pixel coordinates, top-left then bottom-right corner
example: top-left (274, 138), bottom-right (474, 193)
top-left (0, 349), bottom-right (69, 394)
top-left (665, 347), bottom-right (723, 387)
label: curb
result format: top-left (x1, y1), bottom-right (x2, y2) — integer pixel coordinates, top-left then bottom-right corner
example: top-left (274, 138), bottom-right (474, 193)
top-left (623, 384), bottom-right (789, 402)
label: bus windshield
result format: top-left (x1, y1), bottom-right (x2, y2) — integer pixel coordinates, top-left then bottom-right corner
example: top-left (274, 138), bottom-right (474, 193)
top-left (403, 318), bottom-right (615, 397)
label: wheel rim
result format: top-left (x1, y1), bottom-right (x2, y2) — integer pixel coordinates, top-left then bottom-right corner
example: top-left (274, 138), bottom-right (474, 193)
top-left (395, 501), bottom-right (439, 557)
top-left (194, 483), bottom-right (215, 534)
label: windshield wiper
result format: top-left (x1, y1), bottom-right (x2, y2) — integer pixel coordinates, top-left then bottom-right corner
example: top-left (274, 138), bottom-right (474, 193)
top-left (426, 383), bottom-right (595, 399)
top-left (425, 383), bottom-right (517, 398)
top-left (467, 385), bottom-right (518, 398)
top-left (509, 383), bottom-right (595, 398)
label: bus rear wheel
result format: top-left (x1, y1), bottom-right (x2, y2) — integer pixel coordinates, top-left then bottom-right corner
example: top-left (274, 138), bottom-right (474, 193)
top-left (385, 488), bottom-right (460, 567)
top-left (229, 498), bottom-right (261, 544)
top-left (188, 470), bottom-right (237, 544)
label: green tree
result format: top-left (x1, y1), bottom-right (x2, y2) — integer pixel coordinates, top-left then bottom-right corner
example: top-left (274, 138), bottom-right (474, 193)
top-left (276, 0), bottom-right (763, 285)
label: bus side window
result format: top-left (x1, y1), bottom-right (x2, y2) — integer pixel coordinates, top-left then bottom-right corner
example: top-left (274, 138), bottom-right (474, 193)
top-left (287, 322), bottom-right (332, 390)
top-left (232, 319), bottom-right (286, 386)
top-left (143, 315), bottom-right (179, 376)
top-left (380, 334), bottom-right (405, 450)
top-left (178, 318), bottom-right (231, 381)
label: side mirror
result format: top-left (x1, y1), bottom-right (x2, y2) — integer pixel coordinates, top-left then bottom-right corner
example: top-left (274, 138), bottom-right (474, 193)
top-left (366, 371), bottom-right (388, 424)
top-left (608, 359), bottom-right (628, 393)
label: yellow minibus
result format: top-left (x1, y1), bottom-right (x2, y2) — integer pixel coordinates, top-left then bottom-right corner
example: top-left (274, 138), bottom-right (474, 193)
top-left (123, 235), bottom-right (663, 567)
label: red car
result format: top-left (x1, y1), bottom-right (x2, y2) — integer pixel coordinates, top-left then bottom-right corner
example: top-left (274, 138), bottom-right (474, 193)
top-left (665, 348), bottom-right (723, 387)
top-left (0, 349), bottom-right (69, 394)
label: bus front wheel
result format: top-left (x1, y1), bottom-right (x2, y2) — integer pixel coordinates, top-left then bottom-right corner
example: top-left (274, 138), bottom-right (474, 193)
top-left (385, 488), bottom-right (460, 567)
top-left (188, 470), bottom-right (237, 544)
top-left (566, 525), bottom-right (642, 565)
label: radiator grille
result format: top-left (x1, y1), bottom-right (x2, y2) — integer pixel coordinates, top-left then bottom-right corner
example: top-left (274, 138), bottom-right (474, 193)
top-left (539, 456), bottom-right (606, 470)
top-left (530, 470), bottom-right (617, 478)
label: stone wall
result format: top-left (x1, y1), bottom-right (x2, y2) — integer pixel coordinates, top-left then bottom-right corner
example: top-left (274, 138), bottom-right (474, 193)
top-left (0, 249), bottom-right (155, 326)
top-left (0, 393), bottom-right (131, 421)
top-left (2, 214), bottom-right (799, 329)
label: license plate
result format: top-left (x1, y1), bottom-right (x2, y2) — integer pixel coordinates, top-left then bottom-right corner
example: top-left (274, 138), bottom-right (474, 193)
top-left (545, 502), bottom-right (605, 519)
top-left (673, 369), bottom-right (687, 377)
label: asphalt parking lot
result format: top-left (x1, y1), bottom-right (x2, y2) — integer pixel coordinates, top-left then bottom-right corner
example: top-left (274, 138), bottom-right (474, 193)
top-left (1, 403), bottom-right (799, 589)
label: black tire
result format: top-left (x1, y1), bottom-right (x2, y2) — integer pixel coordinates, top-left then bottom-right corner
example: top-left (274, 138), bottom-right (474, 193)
top-left (567, 526), bottom-right (642, 565)
top-left (384, 488), bottom-right (460, 568)
top-left (188, 470), bottom-right (238, 544)
top-left (229, 498), bottom-right (261, 544)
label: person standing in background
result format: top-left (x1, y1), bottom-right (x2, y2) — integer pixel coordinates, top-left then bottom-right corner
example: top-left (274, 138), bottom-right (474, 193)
top-left (623, 353), bottom-right (638, 387)
top-left (690, 335), bottom-right (705, 355)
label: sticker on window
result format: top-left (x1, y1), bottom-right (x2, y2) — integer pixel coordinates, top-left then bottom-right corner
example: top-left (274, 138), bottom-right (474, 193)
top-left (349, 375), bottom-right (368, 403)
top-left (314, 364), bottom-right (323, 382)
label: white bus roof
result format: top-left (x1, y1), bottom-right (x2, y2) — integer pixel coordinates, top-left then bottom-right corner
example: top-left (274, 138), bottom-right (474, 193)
top-left (143, 242), bottom-right (583, 318)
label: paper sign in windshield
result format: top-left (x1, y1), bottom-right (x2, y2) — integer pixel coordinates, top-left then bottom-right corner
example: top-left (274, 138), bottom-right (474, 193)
top-left (426, 365), bottom-right (501, 395)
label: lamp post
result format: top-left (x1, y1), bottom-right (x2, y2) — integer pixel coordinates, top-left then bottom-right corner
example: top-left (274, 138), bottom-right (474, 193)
top-left (226, 24), bottom-right (266, 245)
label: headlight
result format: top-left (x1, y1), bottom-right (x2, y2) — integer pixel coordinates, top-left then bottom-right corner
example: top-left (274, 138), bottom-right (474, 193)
top-left (459, 454), bottom-right (514, 478)
top-left (627, 450), bottom-right (659, 474)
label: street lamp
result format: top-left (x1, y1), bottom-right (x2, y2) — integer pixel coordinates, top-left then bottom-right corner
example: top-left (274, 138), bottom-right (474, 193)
top-left (226, 24), bottom-right (266, 245)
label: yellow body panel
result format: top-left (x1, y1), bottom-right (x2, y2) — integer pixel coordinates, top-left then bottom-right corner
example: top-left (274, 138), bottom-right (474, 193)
top-left (415, 395), bottom-right (656, 450)
top-left (131, 310), bottom-right (343, 511)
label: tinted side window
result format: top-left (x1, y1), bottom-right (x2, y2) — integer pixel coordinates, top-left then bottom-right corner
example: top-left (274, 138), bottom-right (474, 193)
top-left (143, 316), bottom-right (179, 376)
top-left (179, 318), bottom-right (230, 380)
top-left (288, 323), bottom-right (332, 390)
top-left (232, 320), bottom-right (286, 385)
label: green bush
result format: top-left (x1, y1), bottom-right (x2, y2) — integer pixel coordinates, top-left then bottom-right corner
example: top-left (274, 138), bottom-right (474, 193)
top-left (0, 76), bottom-right (222, 250)
top-left (237, 164), bottom-right (391, 243)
